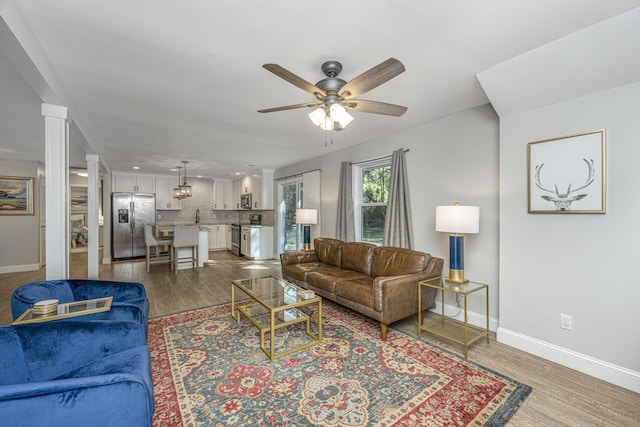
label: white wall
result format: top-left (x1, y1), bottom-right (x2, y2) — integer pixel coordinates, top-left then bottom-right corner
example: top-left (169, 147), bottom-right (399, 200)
top-left (0, 158), bottom-right (41, 272)
top-left (499, 82), bottom-right (640, 391)
top-left (276, 104), bottom-right (500, 320)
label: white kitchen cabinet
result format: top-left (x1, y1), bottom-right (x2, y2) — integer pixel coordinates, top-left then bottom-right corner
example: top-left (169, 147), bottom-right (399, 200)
top-left (242, 225), bottom-right (273, 260)
top-left (241, 227), bottom-right (250, 257)
top-left (112, 173), bottom-right (155, 193)
top-left (233, 169), bottom-right (274, 210)
top-left (203, 225), bottom-right (227, 250)
top-left (226, 225), bottom-right (232, 251)
top-left (255, 169), bottom-right (274, 209)
top-left (232, 179), bottom-right (242, 209)
top-left (155, 175), bottom-right (181, 210)
top-left (213, 179), bottom-right (234, 210)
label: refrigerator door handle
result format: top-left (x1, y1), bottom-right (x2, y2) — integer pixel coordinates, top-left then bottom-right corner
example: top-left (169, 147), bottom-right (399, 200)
top-left (130, 201), bottom-right (135, 232)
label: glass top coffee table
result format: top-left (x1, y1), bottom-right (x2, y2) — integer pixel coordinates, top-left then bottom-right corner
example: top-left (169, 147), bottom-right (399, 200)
top-left (231, 276), bottom-right (322, 360)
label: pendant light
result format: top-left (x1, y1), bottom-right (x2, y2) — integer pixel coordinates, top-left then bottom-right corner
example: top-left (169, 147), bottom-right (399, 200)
top-left (173, 166), bottom-right (185, 199)
top-left (180, 160), bottom-right (192, 198)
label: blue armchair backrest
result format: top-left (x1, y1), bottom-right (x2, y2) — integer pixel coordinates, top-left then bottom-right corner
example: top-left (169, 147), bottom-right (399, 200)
top-left (0, 328), bottom-right (28, 385)
top-left (68, 279), bottom-right (146, 301)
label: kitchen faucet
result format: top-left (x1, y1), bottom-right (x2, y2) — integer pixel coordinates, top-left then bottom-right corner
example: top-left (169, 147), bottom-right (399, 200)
top-left (195, 208), bottom-right (200, 224)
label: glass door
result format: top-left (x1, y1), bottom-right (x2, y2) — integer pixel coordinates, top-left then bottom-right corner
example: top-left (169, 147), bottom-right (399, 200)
top-left (279, 179), bottom-right (303, 252)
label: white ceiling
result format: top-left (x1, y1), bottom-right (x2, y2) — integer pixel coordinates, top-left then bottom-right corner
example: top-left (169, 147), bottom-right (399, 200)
top-left (1, 1), bottom-right (639, 178)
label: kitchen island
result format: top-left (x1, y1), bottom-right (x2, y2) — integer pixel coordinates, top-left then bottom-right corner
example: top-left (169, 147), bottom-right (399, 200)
top-left (156, 225), bottom-right (210, 268)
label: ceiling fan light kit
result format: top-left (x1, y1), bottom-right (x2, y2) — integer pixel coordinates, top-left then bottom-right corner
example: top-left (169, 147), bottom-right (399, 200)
top-left (259, 58), bottom-right (407, 131)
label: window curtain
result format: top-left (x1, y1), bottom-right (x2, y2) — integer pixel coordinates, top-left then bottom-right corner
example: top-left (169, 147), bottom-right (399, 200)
top-left (336, 161), bottom-right (355, 241)
top-left (383, 148), bottom-right (413, 248)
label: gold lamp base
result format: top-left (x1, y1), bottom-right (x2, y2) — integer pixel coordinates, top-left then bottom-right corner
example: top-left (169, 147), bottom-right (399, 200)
top-left (446, 269), bottom-right (469, 285)
top-left (303, 243), bottom-right (311, 251)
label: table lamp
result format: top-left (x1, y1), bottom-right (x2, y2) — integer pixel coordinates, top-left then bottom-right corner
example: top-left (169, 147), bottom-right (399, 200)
top-left (296, 208), bottom-right (318, 250)
top-left (435, 203), bottom-right (479, 284)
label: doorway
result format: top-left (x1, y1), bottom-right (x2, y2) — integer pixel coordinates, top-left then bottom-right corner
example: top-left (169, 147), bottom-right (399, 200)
top-left (278, 178), bottom-right (303, 252)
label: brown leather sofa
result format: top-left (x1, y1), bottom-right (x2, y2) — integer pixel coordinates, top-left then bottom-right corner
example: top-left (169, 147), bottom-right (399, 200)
top-left (280, 237), bottom-right (444, 340)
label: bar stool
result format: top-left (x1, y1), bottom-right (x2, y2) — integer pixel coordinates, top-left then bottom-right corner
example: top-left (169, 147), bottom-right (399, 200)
top-left (144, 225), bottom-right (173, 272)
top-left (172, 225), bottom-right (199, 274)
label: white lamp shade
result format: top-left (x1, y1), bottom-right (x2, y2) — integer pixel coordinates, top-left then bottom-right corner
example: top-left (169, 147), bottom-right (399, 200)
top-left (329, 103), bottom-right (346, 121)
top-left (296, 208), bottom-right (318, 225)
top-left (308, 108), bottom-right (325, 127)
top-left (338, 111), bottom-right (353, 128)
top-left (435, 205), bottom-right (479, 234)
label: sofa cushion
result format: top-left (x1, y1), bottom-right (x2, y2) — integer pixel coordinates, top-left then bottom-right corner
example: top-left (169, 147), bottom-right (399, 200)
top-left (371, 246), bottom-right (429, 277)
top-left (341, 242), bottom-right (375, 276)
top-left (307, 269), bottom-right (368, 293)
top-left (314, 238), bottom-right (343, 268)
top-left (334, 277), bottom-right (376, 309)
top-left (283, 262), bottom-right (326, 282)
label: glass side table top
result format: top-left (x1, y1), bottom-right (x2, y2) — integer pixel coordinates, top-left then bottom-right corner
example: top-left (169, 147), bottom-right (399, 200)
top-left (12, 297), bottom-right (113, 325)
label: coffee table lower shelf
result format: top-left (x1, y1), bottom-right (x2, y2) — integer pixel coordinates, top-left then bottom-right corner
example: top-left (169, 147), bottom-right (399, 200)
top-left (237, 303), bottom-right (321, 360)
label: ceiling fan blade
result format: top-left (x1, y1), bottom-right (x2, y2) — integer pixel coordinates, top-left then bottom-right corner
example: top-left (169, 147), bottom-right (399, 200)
top-left (339, 58), bottom-right (405, 98)
top-left (345, 99), bottom-right (407, 116)
top-left (258, 102), bottom-right (320, 113)
top-left (262, 64), bottom-right (325, 96)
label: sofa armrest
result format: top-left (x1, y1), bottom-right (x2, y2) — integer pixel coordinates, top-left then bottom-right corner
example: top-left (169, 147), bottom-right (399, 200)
top-left (280, 250), bottom-right (318, 267)
top-left (374, 271), bottom-right (440, 325)
top-left (0, 375), bottom-right (153, 426)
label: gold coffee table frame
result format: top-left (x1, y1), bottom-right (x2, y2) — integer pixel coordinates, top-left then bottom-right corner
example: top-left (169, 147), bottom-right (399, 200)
top-left (231, 276), bottom-right (322, 360)
top-left (13, 297), bottom-right (113, 325)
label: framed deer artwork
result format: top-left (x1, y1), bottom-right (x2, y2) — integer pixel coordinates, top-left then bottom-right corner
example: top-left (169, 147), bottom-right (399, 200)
top-left (528, 129), bottom-right (606, 214)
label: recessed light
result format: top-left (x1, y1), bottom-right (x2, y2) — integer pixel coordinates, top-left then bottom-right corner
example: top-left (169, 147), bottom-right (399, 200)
top-left (235, 172), bottom-right (241, 175)
top-left (132, 166), bottom-right (140, 170)
top-left (197, 175), bottom-right (202, 178)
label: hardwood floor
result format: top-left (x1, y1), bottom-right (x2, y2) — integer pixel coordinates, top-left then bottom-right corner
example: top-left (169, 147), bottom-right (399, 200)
top-left (1, 251), bottom-right (638, 426)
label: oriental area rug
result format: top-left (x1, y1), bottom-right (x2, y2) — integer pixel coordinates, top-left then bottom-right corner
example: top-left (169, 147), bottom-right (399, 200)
top-left (149, 301), bottom-right (531, 426)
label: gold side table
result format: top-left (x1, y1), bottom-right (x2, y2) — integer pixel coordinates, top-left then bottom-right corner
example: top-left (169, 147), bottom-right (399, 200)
top-left (418, 277), bottom-right (489, 357)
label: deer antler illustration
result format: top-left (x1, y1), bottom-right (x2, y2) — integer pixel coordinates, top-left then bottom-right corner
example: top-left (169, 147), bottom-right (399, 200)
top-left (534, 158), bottom-right (595, 210)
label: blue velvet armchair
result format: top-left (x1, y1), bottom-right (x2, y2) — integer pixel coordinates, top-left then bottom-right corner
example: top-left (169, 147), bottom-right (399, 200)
top-left (11, 279), bottom-right (149, 329)
top-left (0, 321), bottom-right (154, 426)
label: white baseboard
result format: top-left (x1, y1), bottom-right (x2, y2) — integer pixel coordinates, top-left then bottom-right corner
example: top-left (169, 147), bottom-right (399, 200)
top-left (430, 301), bottom-right (499, 332)
top-left (497, 327), bottom-right (640, 393)
top-left (0, 263), bottom-right (40, 274)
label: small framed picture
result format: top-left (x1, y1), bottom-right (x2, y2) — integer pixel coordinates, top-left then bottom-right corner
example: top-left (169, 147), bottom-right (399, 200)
top-left (528, 130), bottom-right (606, 214)
top-left (0, 176), bottom-right (34, 215)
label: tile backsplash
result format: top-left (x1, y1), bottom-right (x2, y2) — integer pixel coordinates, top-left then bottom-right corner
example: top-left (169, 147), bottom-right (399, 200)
top-left (156, 177), bottom-right (274, 225)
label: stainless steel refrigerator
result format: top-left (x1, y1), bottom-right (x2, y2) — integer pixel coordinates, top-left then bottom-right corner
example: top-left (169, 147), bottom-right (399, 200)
top-left (112, 192), bottom-right (156, 260)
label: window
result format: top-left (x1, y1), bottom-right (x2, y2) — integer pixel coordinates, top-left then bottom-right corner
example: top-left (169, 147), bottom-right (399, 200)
top-left (354, 160), bottom-right (391, 244)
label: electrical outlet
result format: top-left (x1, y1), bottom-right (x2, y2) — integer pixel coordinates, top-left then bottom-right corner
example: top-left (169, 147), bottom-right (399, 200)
top-left (560, 313), bottom-right (573, 330)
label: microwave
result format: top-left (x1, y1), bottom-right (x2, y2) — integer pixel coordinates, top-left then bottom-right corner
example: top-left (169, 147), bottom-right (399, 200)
top-left (241, 193), bottom-right (252, 209)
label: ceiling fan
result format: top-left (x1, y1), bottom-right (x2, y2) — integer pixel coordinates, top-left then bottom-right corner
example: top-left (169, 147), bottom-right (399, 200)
top-left (258, 58), bottom-right (407, 130)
